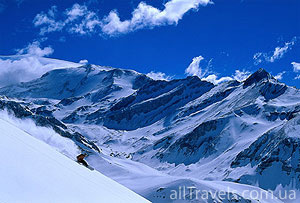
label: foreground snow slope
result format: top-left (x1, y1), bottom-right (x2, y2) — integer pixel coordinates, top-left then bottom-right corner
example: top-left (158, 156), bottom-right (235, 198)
top-left (0, 118), bottom-right (149, 203)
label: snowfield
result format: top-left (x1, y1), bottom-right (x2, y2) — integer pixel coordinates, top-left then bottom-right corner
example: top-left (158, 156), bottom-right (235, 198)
top-left (0, 118), bottom-right (150, 203)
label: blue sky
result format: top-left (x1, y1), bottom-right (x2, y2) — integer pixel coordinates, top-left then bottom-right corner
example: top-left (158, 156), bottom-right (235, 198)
top-left (0, 0), bottom-right (299, 87)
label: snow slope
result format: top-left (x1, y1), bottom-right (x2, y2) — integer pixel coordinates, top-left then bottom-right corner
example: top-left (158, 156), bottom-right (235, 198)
top-left (0, 118), bottom-right (150, 203)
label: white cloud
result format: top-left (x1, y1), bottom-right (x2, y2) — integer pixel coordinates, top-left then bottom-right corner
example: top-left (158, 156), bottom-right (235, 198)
top-left (65, 4), bottom-right (87, 21)
top-left (203, 70), bottom-right (251, 84)
top-left (274, 71), bottom-right (286, 80)
top-left (269, 39), bottom-right (296, 62)
top-left (185, 56), bottom-right (252, 84)
top-left (33, 4), bottom-right (100, 35)
top-left (66, 4), bottom-right (101, 35)
top-left (146, 71), bottom-right (172, 81)
top-left (233, 70), bottom-right (251, 81)
top-left (253, 52), bottom-right (265, 65)
top-left (33, 1), bottom-right (212, 36)
top-left (0, 57), bottom-right (52, 87)
top-left (291, 62), bottom-right (300, 72)
top-left (202, 74), bottom-right (232, 84)
top-left (0, 55), bottom-right (80, 87)
top-left (16, 40), bottom-right (54, 57)
top-left (101, 0), bottom-right (212, 36)
top-left (79, 59), bottom-right (88, 64)
top-left (100, 11), bottom-right (132, 35)
top-left (295, 75), bottom-right (300, 80)
top-left (254, 37), bottom-right (297, 64)
top-left (185, 56), bottom-right (207, 78)
top-left (33, 6), bottom-right (65, 35)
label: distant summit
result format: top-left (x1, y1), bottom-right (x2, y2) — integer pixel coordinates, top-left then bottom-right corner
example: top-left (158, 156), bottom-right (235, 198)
top-left (243, 68), bottom-right (272, 87)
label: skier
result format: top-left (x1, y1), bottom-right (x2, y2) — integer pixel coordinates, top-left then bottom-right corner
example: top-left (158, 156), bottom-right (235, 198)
top-left (77, 153), bottom-right (88, 167)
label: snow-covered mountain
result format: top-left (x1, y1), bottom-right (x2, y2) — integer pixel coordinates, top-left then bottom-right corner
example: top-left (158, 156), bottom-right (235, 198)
top-left (1, 56), bottom-right (299, 202)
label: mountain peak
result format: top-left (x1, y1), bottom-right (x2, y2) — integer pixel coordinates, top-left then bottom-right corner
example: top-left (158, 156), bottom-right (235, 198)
top-left (243, 68), bottom-right (272, 87)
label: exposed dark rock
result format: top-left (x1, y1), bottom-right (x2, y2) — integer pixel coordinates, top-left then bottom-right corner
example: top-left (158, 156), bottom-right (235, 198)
top-left (243, 68), bottom-right (272, 87)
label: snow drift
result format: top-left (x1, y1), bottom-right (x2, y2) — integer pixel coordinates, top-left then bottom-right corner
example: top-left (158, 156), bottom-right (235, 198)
top-left (0, 109), bottom-right (80, 159)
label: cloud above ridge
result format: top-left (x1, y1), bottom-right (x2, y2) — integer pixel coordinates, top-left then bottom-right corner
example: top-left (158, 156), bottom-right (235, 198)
top-left (16, 40), bottom-right (54, 57)
top-left (146, 71), bottom-right (172, 81)
top-left (253, 37), bottom-right (297, 65)
top-left (291, 62), bottom-right (300, 72)
top-left (185, 55), bottom-right (251, 84)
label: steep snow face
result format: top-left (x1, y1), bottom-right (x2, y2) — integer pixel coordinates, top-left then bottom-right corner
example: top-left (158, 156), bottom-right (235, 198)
top-left (0, 118), bottom-right (149, 203)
